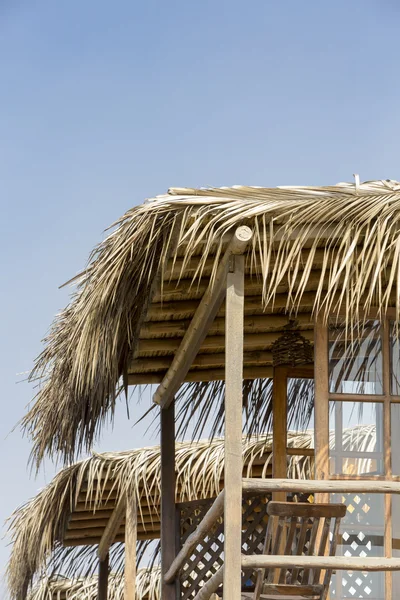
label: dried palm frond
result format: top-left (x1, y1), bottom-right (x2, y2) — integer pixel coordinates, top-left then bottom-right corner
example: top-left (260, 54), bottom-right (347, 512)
top-left (22, 179), bottom-right (400, 465)
top-left (7, 432), bottom-right (313, 599)
top-left (28, 568), bottom-right (160, 600)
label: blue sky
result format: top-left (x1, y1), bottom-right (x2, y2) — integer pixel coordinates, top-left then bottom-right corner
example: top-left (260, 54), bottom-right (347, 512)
top-left (1, 0), bottom-right (400, 595)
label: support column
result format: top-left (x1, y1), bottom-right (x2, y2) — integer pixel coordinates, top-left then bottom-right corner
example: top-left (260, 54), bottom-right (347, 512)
top-left (273, 365), bottom-right (288, 502)
top-left (161, 401), bottom-right (177, 600)
top-left (98, 553), bottom-right (109, 600)
top-left (314, 314), bottom-right (329, 503)
top-left (124, 494), bottom-right (137, 600)
top-left (224, 254), bottom-right (245, 600)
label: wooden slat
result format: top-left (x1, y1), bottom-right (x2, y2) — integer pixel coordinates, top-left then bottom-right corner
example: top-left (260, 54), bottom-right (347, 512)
top-left (97, 495), bottom-right (127, 561)
top-left (127, 365), bottom-right (275, 384)
top-left (130, 350), bottom-right (274, 373)
top-left (136, 330), bottom-right (314, 357)
top-left (224, 254), bottom-right (245, 600)
top-left (153, 226), bottom-right (253, 407)
top-left (139, 313), bottom-right (313, 339)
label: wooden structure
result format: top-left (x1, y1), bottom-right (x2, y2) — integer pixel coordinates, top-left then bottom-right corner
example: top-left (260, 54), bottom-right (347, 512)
top-left (15, 179), bottom-right (400, 599)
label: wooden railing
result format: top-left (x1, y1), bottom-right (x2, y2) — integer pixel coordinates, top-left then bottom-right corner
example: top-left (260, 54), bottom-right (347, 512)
top-left (163, 477), bottom-right (400, 600)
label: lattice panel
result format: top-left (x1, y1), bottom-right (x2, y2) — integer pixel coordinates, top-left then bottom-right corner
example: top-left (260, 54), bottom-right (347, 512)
top-left (330, 493), bottom-right (385, 600)
top-left (178, 493), bottom-right (312, 599)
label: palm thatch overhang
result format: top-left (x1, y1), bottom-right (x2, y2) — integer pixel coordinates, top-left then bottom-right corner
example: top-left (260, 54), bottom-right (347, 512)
top-left (28, 569), bottom-right (160, 600)
top-left (8, 433), bottom-right (314, 599)
top-left (22, 178), bottom-right (400, 465)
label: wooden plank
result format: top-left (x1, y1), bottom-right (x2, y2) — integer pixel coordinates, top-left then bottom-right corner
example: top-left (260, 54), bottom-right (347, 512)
top-left (97, 495), bottom-right (126, 561)
top-left (383, 317), bottom-right (393, 600)
top-left (243, 478), bottom-right (400, 494)
top-left (314, 314), bottom-right (329, 506)
top-left (128, 365), bottom-right (275, 385)
top-left (98, 554), bottom-right (109, 600)
top-left (224, 254), bottom-right (245, 600)
top-left (136, 330), bottom-right (314, 357)
top-left (241, 554), bottom-right (400, 572)
top-left (164, 491), bottom-right (225, 583)
top-left (161, 401), bottom-right (177, 600)
top-left (124, 495), bottom-right (137, 600)
top-left (273, 366), bottom-right (288, 504)
top-left (153, 226), bottom-right (253, 407)
top-left (139, 313), bottom-right (313, 339)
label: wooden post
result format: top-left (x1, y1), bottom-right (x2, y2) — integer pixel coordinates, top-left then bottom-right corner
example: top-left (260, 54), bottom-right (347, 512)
top-left (124, 494), bottom-right (137, 600)
top-left (314, 314), bottom-right (329, 503)
top-left (98, 553), bottom-right (109, 600)
top-left (273, 365), bottom-right (288, 502)
top-left (161, 401), bottom-right (177, 600)
top-left (224, 254), bottom-right (245, 600)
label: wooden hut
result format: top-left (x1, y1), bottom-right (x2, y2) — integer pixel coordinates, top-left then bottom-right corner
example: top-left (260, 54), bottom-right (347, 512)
top-left (17, 179), bottom-right (400, 598)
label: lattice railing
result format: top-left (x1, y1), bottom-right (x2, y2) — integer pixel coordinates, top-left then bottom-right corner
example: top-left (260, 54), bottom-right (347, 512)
top-left (177, 492), bottom-right (311, 599)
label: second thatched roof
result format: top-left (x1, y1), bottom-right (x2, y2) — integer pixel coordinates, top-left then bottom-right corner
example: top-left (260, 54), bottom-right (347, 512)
top-left (7, 433), bottom-right (313, 600)
top-left (28, 569), bottom-right (160, 600)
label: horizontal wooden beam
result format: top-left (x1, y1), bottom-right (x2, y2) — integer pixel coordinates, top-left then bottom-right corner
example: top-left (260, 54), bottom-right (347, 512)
top-left (135, 329), bottom-right (314, 357)
top-left (153, 226), bottom-right (253, 408)
top-left (164, 491), bottom-right (225, 584)
top-left (153, 270), bottom-right (329, 303)
top-left (243, 477), bottom-right (400, 495)
top-left (131, 351), bottom-right (274, 373)
top-left (164, 248), bottom-right (329, 280)
top-left (145, 291), bottom-right (319, 322)
top-left (138, 313), bottom-right (313, 340)
top-left (63, 530), bottom-right (160, 546)
top-left (128, 364), bottom-right (313, 384)
top-left (97, 496), bottom-right (127, 561)
top-left (241, 554), bottom-right (400, 572)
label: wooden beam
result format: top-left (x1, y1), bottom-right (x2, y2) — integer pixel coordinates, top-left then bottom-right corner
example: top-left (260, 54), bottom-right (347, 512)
top-left (136, 329), bottom-right (314, 357)
top-left (128, 365), bottom-right (275, 384)
top-left (124, 495), bottom-right (137, 600)
top-left (97, 495), bottom-right (126, 561)
top-left (224, 254), bottom-right (245, 600)
top-left (164, 491), bottom-right (225, 584)
top-left (314, 314), bottom-right (329, 504)
top-left (192, 568), bottom-right (224, 600)
top-left (98, 553), bottom-right (109, 600)
top-left (161, 401), bottom-right (177, 600)
top-left (272, 366), bottom-right (288, 503)
top-left (153, 226), bottom-right (253, 407)
top-left (241, 554), bottom-right (400, 572)
top-left (139, 313), bottom-right (313, 339)
top-left (242, 478), bottom-right (400, 494)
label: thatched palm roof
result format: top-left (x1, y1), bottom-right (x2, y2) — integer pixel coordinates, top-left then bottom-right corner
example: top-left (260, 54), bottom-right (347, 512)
top-left (28, 569), bottom-right (160, 600)
top-left (7, 433), bottom-right (313, 599)
top-left (22, 179), bottom-right (400, 465)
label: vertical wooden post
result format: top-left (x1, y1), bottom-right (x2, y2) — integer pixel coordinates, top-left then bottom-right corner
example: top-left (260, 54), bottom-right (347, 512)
top-left (161, 401), bottom-right (177, 600)
top-left (273, 365), bottom-right (288, 502)
top-left (224, 254), bottom-right (245, 600)
top-left (98, 553), bottom-right (109, 600)
top-left (124, 494), bottom-right (137, 600)
top-left (314, 314), bottom-right (329, 503)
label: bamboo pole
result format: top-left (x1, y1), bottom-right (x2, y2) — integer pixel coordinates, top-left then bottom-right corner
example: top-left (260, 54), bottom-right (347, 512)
top-left (97, 554), bottom-right (109, 600)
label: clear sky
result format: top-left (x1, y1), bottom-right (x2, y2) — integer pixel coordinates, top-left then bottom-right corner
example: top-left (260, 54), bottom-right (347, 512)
top-left (1, 0), bottom-right (400, 595)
